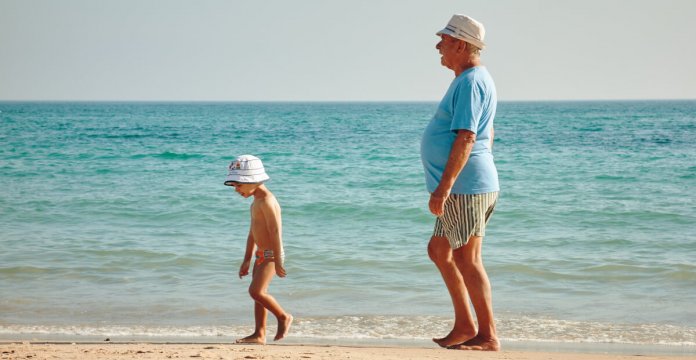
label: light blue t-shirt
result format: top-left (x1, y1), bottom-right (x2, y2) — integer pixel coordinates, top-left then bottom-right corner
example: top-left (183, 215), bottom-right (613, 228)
top-left (420, 66), bottom-right (499, 195)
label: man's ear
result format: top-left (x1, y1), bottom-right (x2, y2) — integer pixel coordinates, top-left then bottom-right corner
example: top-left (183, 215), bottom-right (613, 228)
top-left (457, 41), bottom-right (467, 53)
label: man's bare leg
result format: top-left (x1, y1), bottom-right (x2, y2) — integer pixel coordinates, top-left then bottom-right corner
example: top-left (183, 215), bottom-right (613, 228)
top-left (427, 235), bottom-right (477, 347)
top-left (235, 301), bottom-right (267, 344)
top-left (449, 235), bottom-right (500, 351)
top-left (248, 261), bottom-right (292, 342)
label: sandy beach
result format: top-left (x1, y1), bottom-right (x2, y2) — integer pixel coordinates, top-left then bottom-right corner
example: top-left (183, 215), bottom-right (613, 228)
top-left (0, 342), bottom-right (691, 360)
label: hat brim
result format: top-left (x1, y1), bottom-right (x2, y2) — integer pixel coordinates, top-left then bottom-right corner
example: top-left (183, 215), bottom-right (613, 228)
top-left (224, 174), bottom-right (269, 185)
top-left (436, 28), bottom-right (455, 37)
top-left (436, 29), bottom-right (486, 50)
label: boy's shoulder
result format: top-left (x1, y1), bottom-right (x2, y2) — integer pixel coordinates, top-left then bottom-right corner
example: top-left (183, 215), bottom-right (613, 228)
top-left (253, 191), bottom-right (280, 208)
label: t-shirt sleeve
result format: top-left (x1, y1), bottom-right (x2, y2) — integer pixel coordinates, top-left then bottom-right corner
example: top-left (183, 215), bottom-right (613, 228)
top-left (450, 80), bottom-right (483, 134)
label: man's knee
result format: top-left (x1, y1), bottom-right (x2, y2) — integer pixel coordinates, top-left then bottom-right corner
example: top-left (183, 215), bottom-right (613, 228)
top-left (452, 239), bottom-right (483, 269)
top-left (452, 247), bottom-right (471, 265)
top-left (428, 236), bottom-right (451, 264)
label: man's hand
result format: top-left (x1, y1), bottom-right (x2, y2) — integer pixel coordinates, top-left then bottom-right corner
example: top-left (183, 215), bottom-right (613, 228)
top-left (275, 262), bottom-right (287, 278)
top-left (429, 187), bottom-right (450, 216)
top-left (239, 260), bottom-right (251, 279)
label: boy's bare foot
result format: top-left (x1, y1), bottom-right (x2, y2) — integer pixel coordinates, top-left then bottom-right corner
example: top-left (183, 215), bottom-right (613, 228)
top-left (447, 335), bottom-right (500, 351)
top-left (274, 314), bottom-right (293, 341)
top-left (235, 333), bottom-right (265, 345)
top-left (432, 328), bottom-right (476, 348)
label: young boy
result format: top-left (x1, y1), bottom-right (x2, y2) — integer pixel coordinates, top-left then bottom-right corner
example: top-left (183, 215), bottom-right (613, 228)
top-left (224, 155), bottom-right (292, 344)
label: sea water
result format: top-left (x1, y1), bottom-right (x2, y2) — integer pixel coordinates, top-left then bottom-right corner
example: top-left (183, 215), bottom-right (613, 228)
top-left (0, 101), bottom-right (694, 352)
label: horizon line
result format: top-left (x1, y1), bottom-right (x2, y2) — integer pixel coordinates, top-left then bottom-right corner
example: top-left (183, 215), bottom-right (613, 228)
top-left (1, 98), bottom-right (695, 103)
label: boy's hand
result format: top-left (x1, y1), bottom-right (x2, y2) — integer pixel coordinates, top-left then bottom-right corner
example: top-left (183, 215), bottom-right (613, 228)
top-left (275, 262), bottom-right (287, 278)
top-left (239, 260), bottom-right (251, 279)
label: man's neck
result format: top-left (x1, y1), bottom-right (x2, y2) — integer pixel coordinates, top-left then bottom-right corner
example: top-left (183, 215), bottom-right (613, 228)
top-left (453, 58), bottom-right (481, 77)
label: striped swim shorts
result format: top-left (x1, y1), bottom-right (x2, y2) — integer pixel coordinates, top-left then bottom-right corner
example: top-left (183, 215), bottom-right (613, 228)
top-left (433, 192), bottom-right (499, 249)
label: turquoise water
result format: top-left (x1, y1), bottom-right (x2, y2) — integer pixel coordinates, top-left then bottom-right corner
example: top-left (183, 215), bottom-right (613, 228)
top-left (1, 101), bottom-right (695, 350)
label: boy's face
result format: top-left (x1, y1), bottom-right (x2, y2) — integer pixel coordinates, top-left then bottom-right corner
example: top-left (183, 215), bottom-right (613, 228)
top-left (227, 182), bottom-right (259, 198)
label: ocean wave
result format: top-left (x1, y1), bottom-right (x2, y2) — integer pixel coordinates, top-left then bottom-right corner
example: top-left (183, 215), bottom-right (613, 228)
top-left (1, 315), bottom-right (694, 347)
top-left (129, 152), bottom-right (205, 160)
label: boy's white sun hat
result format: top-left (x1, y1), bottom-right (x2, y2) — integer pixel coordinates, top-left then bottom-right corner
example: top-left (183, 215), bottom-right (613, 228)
top-left (436, 14), bottom-right (486, 50)
top-left (224, 155), bottom-right (270, 185)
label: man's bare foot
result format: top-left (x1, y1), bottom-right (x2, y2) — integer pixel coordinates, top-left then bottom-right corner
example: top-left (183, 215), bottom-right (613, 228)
top-left (432, 328), bottom-right (476, 348)
top-left (447, 335), bottom-right (500, 351)
top-left (274, 314), bottom-right (293, 341)
top-left (235, 333), bottom-right (265, 345)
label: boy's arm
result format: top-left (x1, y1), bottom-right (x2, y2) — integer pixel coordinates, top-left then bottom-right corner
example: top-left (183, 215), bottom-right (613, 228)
top-left (239, 229), bottom-right (255, 278)
top-left (260, 198), bottom-right (286, 277)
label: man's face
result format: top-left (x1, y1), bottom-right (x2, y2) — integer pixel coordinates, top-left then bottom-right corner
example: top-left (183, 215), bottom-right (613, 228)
top-left (435, 34), bottom-right (462, 69)
top-left (228, 182), bottom-right (258, 198)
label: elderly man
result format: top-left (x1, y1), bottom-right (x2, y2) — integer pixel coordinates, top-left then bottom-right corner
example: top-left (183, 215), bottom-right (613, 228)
top-left (420, 14), bottom-right (500, 351)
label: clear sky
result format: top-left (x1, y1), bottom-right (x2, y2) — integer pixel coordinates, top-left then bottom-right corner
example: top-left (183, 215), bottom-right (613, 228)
top-left (1, 0), bottom-right (695, 101)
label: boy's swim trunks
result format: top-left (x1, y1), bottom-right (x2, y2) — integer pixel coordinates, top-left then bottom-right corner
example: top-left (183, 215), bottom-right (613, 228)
top-left (255, 249), bottom-right (285, 266)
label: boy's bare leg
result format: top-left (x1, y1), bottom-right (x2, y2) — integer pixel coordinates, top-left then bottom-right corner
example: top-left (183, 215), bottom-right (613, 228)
top-left (275, 313), bottom-right (293, 341)
top-left (427, 235), bottom-right (477, 347)
top-left (235, 301), bottom-right (267, 344)
top-left (248, 261), bottom-right (293, 341)
top-left (449, 235), bottom-right (500, 351)
top-left (236, 263), bottom-right (268, 344)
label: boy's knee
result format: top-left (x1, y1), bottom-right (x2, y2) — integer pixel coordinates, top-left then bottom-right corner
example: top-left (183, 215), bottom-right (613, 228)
top-left (248, 287), bottom-right (265, 301)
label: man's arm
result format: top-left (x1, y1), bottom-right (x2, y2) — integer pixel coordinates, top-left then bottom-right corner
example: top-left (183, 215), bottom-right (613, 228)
top-left (260, 198), bottom-right (286, 277)
top-left (429, 129), bottom-right (476, 216)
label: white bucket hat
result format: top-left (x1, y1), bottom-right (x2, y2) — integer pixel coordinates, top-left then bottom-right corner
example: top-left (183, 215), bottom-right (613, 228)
top-left (436, 14), bottom-right (486, 50)
top-left (224, 155), bottom-right (270, 185)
